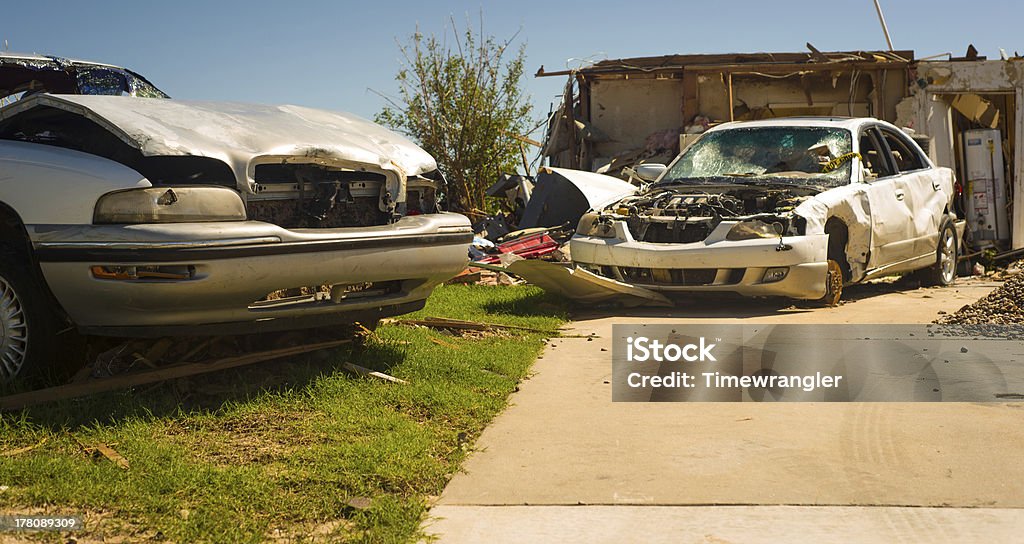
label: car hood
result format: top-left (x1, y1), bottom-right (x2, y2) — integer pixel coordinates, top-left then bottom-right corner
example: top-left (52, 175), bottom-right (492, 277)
top-left (0, 94), bottom-right (437, 193)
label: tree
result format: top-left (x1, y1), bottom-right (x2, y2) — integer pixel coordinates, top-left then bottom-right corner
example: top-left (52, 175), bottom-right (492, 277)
top-left (375, 18), bottom-right (532, 214)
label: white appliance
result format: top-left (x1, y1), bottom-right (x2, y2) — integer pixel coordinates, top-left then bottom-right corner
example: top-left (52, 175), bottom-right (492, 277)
top-left (963, 128), bottom-right (1010, 247)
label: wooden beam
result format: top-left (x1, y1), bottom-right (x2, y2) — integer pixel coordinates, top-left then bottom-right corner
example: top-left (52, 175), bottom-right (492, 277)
top-left (727, 72), bottom-right (735, 122)
top-left (0, 339), bottom-right (352, 411)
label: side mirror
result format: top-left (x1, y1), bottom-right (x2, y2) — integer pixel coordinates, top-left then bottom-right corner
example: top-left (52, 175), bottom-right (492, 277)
top-left (634, 163), bottom-right (667, 182)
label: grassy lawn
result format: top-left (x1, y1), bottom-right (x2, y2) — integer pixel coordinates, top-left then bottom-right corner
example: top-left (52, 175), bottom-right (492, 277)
top-left (0, 285), bottom-right (568, 543)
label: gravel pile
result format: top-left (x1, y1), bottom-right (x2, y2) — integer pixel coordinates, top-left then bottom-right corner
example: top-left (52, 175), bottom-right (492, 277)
top-left (935, 265), bottom-right (1024, 325)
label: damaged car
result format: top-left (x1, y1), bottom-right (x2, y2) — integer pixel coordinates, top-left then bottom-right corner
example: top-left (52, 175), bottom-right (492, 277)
top-left (571, 117), bottom-right (963, 303)
top-left (0, 53), bottom-right (471, 380)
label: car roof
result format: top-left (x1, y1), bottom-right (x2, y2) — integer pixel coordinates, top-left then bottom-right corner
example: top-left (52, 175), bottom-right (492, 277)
top-left (707, 116), bottom-right (888, 133)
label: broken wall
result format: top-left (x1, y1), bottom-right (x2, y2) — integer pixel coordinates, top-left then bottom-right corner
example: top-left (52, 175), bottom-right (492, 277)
top-left (588, 77), bottom-right (684, 168)
top-left (905, 60), bottom-right (1024, 249)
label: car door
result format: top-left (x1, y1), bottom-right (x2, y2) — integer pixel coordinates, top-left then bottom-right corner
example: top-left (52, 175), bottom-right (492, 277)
top-left (859, 126), bottom-right (916, 267)
top-left (876, 126), bottom-right (945, 258)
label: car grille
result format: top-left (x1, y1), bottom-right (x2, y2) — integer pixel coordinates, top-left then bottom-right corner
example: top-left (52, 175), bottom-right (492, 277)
top-left (627, 221), bottom-right (713, 243)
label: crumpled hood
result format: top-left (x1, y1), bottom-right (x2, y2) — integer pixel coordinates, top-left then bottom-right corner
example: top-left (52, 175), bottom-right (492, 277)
top-left (0, 94), bottom-right (437, 193)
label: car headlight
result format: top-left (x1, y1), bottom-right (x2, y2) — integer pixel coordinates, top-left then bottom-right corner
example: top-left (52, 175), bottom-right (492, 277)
top-left (726, 220), bottom-right (783, 241)
top-left (94, 186), bottom-right (247, 224)
top-left (576, 212), bottom-right (616, 238)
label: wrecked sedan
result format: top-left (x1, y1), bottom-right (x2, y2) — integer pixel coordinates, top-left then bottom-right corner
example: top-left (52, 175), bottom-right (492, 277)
top-left (572, 117), bottom-right (963, 302)
top-left (0, 53), bottom-right (471, 379)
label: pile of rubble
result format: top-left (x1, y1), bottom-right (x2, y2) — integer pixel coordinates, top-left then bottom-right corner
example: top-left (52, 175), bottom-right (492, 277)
top-left (936, 263), bottom-right (1024, 325)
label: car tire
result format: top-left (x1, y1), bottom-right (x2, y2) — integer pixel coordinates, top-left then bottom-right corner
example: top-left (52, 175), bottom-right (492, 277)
top-left (919, 222), bottom-right (957, 287)
top-left (0, 245), bottom-right (65, 382)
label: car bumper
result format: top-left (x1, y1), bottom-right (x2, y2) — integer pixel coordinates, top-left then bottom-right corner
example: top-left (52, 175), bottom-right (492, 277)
top-left (28, 213), bottom-right (471, 336)
top-left (569, 228), bottom-right (830, 300)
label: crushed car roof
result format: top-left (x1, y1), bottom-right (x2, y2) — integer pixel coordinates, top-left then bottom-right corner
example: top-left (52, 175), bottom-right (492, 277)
top-left (0, 94), bottom-right (438, 189)
top-left (708, 117), bottom-right (888, 133)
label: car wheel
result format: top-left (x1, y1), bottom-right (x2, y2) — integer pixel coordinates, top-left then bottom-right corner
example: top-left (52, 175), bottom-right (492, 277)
top-left (818, 259), bottom-right (844, 307)
top-left (920, 222), bottom-right (957, 287)
top-left (0, 246), bottom-right (64, 382)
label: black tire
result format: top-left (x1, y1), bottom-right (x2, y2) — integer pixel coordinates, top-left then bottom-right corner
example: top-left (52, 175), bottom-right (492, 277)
top-left (0, 245), bottom-right (65, 382)
top-left (919, 222), bottom-right (957, 287)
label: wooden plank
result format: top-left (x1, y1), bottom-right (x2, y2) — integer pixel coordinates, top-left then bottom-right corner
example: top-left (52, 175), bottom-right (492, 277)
top-left (395, 317), bottom-right (556, 334)
top-left (341, 362), bottom-right (408, 384)
top-left (0, 339), bottom-right (351, 411)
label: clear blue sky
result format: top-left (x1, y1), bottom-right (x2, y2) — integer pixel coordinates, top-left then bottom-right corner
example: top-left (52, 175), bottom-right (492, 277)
top-left (5, 0), bottom-right (1022, 138)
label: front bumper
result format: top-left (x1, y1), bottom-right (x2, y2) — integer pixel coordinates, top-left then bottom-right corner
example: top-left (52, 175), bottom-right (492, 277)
top-left (28, 213), bottom-right (471, 336)
top-left (570, 220), bottom-right (829, 300)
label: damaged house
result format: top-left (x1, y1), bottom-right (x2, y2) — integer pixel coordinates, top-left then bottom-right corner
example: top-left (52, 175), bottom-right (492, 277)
top-left (538, 48), bottom-right (1024, 252)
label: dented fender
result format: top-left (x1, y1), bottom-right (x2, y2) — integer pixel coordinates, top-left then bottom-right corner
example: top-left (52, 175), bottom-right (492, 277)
top-left (794, 185), bottom-right (872, 281)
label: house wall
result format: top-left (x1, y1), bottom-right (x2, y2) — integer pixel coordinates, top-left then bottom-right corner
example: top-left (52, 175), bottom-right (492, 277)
top-left (588, 77), bottom-right (684, 162)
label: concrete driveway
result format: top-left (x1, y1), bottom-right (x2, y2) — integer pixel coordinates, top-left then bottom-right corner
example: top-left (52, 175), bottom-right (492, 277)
top-left (425, 278), bottom-right (1024, 543)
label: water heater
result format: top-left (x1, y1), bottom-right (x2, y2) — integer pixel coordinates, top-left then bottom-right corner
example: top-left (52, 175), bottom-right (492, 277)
top-left (963, 128), bottom-right (1010, 247)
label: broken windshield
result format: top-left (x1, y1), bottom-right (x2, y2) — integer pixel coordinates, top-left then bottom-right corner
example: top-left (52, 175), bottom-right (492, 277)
top-left (658, 126), bottom-right (854, 187)
top-left (1, 58), bottom-right (168, 105)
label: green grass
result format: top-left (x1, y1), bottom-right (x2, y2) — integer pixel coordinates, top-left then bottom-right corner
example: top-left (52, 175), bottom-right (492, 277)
top-left (0, 285), bottom-right (568, 543)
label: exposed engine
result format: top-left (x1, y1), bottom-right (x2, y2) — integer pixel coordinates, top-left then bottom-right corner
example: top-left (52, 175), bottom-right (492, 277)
top-left (598, 187), bottom-right (813, 243)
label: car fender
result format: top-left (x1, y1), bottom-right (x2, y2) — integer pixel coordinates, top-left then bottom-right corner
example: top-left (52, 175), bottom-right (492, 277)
top-left (795, 184), bottom-right (872, 281)
top-left (0, 140), bottom-right (150, 225)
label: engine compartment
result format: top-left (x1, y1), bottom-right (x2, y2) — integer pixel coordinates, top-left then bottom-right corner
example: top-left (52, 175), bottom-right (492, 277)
top-left (597, 186), bottom-right (815, 243)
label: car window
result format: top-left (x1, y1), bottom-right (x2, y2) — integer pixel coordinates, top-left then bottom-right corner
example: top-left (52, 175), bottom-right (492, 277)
top-left (878, 128), bottom-right (926, 172)
top-left (858, 128), bottom-right (894, 181)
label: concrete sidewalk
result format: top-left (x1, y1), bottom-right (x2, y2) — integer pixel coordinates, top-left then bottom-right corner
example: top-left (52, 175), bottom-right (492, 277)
top-left (424, 280), bottom-right (1024, 542)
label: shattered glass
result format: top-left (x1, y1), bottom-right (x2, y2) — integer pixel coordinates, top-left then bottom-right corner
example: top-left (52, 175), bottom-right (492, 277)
top-left (76, 68), bottom-right (130, 96)
top-left (660, 127), bottom-right (854, 187)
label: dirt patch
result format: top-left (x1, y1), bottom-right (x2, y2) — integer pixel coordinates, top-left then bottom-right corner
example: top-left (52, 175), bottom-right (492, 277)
top-left (163, 410), bottom-right (327, 467)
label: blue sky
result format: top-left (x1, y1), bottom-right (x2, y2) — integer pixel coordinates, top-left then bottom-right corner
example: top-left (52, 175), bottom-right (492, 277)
top-left (5, 0), bottom-right (1023, 138)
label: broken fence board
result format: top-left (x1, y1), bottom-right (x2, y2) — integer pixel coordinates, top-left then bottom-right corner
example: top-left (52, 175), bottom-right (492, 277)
top-left (0, 339), bottom-right (352, 412)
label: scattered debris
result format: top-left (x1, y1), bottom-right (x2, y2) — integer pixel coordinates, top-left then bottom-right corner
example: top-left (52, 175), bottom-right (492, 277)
top-left (71, 436), bottom-right (129, 469)
top-left (0, 339), bottom-right (352, 411)
top-left (392, 316), bottom-right (557, 334)
top-left (1, 437), bottom-right (48, 457)
top-left (341, 363), bottom-right (408, 385)
top-left (430, 338), bottom-right (460, 349)
top-left (94, 443), bottom-right (131, 470)
top-left (935, 268), bottom-right (1024, 325)
top-left (472, 230), bottom-right (565, 265)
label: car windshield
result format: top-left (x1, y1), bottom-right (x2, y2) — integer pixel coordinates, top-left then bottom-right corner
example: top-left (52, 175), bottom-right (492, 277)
top-left (658, 126), bottom-right (854, 188)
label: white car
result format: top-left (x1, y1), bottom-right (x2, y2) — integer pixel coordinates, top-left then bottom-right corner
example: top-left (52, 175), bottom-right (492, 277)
top-left (0, 53), bottom-right (472, 380)
top-left (572, 117), bottom-right (963, 303)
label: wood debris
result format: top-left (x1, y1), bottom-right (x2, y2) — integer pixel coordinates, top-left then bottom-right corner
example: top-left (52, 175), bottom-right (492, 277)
top-left (430, 338), bottom-right (460, 349)
top-left (94, 443), bottom-right (130, 469)
top-left (341, 362), bottom-right (408, 384)
top-left (393, 316), bottom-right (556, 334)
top-left (1, 437), bottom-right (48, 457)
top-left (71, 436), bottom-right (129, 469)
top-left (0, 339), bottom-right (352, 411)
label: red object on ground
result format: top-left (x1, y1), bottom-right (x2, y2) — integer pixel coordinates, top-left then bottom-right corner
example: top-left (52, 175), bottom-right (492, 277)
top-left (472, 232), bottom-right (560, 264)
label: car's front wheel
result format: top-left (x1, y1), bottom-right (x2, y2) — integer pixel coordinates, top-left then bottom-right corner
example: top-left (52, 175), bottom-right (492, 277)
top-left (0, 246), bottom-right (65, 382)
top-left (919, 222), bottom-right (957, 287)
